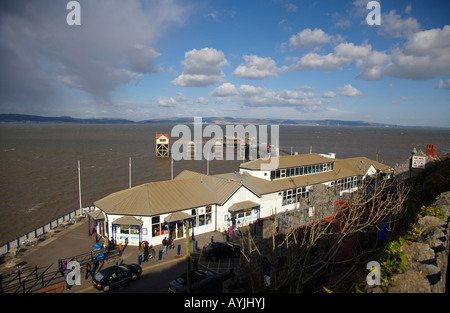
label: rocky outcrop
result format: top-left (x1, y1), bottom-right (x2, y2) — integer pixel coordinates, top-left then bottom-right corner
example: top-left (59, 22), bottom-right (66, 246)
top-left (388, 191), bottom-right (450, 293)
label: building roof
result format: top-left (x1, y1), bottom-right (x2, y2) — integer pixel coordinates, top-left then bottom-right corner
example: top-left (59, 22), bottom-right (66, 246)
top-left (228, 200), bottom-right (260, 213)
top-left (112, 216), bottom-right (143, 226)
top-left (240, 153), bottom-right (334, 171)
top-left (95, 154), bottom-right (392, 218)
top-left (94, 173), bottom-right (244, 216)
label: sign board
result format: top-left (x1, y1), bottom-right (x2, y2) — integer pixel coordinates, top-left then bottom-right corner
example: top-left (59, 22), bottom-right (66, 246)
top-left (412, 156), bottom-right (426, 169)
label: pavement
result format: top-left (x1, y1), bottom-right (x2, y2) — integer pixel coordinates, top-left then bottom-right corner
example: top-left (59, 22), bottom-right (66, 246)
top-left (0, 216), bottom-right (243, 293)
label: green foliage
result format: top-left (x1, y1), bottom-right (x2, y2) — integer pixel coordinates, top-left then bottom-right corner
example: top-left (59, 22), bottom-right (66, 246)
top-left (418, 205), bottom-right (445, 219)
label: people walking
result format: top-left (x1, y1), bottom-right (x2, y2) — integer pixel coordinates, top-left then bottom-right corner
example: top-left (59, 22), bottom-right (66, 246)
top-left (162, 237), bottom-right (168, 254)
top-left (143, 241), bottom-right (149, 262)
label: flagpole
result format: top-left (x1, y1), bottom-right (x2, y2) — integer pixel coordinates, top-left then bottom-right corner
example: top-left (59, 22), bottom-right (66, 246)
top-left (129, 156), bottom-right (132, 188)
top-left (78, 160), bottom-right (82, 211)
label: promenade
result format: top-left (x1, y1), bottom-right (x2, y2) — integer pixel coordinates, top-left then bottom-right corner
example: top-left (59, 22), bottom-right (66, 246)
top-left (0, 216), bottom-right (235, 293)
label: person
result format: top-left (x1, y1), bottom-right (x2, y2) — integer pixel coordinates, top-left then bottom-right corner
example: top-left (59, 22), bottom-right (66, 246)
top-left (143, 241), bottom-right (149, 262)
top-left (162, 237), bottom-right (168, 254)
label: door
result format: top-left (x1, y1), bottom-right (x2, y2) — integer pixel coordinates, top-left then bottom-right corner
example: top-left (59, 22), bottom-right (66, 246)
top-left (176, 221), bottom-right (184, 239)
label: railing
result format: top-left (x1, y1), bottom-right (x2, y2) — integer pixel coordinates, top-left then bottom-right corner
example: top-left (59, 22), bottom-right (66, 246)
top-left (0, 206), bottom-right (96, 256)
top-left (0, 264), bottom-right (65, 293)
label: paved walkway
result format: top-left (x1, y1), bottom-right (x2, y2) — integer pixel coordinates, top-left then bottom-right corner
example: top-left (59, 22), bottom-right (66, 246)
top-left (0, 216), bottom-right (242, 293)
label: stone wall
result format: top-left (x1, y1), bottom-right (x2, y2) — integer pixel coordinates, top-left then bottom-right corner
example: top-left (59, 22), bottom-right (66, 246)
top-left (381, 191), bottom-right (450, 293)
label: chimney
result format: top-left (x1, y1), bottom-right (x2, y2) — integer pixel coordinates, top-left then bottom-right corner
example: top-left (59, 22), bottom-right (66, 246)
top-left (426, 144), bottom-right (436, 158)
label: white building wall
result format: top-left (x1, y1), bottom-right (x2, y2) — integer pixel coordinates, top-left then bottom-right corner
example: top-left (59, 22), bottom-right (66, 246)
top-left (216, 186), bottom-right (261, 232)
top-left (239, 169), bottom-right (271, 180)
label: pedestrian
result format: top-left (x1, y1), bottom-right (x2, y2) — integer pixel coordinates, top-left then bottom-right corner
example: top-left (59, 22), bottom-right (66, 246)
top-left (162, 237), bottom-right (168, 254)
top-left (143, 241), bottom-right (149, 262)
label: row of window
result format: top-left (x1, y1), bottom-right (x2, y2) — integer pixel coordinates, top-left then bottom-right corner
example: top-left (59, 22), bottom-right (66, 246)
top-left (271, 162), bottom-right (335, 180)
top-left (282, 187), bottom-right (309, 206)
top-left (149, 206), bottom-right (213, 238)
top-left (281, 176), bottom-right (360, 206)
top-left (191, 206), bottom-right (212, 227)
top-left (331, 176), bottom-right (359, 191)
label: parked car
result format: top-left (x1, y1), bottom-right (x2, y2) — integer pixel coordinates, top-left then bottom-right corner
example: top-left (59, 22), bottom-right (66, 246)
top-left (168, 270), bottom-right (215, 293)
top-left (203, 242), bottom-right (241, 261)
top-left (92, 264), bottom-right (142, 292)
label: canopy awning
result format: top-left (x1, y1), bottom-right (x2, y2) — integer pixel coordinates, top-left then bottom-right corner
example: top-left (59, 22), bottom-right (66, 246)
top-left (112, 216), bottom-right (143, 226)
top-left (228, 200), bottom-right (260, 213)
top-left (88, 210), bottom-right (105, 221)
top-left (164, 212), bottom-right (194, 224)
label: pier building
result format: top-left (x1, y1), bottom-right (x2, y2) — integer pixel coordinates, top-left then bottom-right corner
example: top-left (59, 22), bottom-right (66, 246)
top-left (155, 134), bottom-right (169, 157)
top-left (91, 153), bottom-right (393, 247)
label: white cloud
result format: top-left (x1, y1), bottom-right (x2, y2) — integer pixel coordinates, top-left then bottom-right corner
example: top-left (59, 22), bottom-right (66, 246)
top-left (378, 10), bottom-right (421, 38)
top-left (356, 50), bottom-right (391, 80)
top-left (233, 55), bottom-right (280, 79)
top-left (322, 91), bottom-right (337, 98)
top-left (211, 83), bottom-right (330, 110)
top-left (435, 79), bottom-right (450, 90)
top-left (195, 97), bottom-right (209, 105)
top-left (336, 85), bottom-right (363, 97)
top-left (172, 48), bottom-right (229, 87)
top-left (287, 28), bottom-right (333, 50)
top-left (157, 96), bottom-right (179, 107)
top-left (384, 25), bottom-right (450, 80)
top-left (286, 42), bottom-right (372, 71)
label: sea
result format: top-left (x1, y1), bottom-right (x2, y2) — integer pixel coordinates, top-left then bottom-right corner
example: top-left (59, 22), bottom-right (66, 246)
top-left (1, 123), bottom-right (449, 244)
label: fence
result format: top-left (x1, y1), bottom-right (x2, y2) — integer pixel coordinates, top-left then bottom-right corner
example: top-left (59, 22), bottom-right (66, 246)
top-left (0, 206), bottom-right (96, 256)
top-left (0, 264), bottom-right (65, 293)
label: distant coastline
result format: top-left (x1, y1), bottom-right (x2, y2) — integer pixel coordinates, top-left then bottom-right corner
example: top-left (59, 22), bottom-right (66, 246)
top-left (0, 113), bottom-right (446, 129)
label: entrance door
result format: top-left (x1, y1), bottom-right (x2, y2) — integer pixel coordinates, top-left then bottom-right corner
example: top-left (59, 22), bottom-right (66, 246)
top-left (176, 221), bottom-right (184, 239)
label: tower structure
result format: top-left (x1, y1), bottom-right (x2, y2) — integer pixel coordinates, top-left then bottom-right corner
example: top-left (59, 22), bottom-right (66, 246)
top-left (156, 134), bottom-right (169, 157)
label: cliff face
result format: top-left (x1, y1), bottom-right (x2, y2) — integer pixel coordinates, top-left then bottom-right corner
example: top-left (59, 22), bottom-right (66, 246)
top-left (366, 191), bottom-right (450, 293)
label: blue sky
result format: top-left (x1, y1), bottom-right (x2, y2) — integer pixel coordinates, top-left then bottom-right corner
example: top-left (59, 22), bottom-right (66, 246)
top-left (0, 0), bottom-right (449, 127)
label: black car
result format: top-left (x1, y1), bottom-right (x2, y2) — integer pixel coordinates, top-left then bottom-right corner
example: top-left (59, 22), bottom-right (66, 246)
top-left (168, 270), bottom-right (215, 293)
top-left (92, 264), bottom-right (142, 292)
top-left (203, 242), bottom-right (241, 261)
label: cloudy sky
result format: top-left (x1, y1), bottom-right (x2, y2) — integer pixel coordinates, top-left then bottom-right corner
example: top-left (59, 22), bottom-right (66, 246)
top-left (0, 0), bottom-right (449, 127)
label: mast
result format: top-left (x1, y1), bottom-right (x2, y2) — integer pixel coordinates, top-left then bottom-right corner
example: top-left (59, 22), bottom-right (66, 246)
top-left (78, 160), bottom-right (82, 211)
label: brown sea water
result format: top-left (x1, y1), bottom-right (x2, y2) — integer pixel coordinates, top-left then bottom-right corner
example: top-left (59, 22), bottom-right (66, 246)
top-left (0, 123), bottom-right (449, 243)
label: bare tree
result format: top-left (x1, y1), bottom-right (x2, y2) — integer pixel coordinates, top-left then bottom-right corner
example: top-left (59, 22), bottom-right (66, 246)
top-left (236, 176), bottom-right (409, 292)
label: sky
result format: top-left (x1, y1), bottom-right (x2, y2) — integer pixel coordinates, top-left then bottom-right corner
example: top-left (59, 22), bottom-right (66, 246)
top-left (0, 0), bottom-right (449, 127)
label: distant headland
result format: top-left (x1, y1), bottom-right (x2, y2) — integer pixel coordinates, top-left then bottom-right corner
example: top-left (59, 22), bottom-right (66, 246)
top-left (0, 113), bottom-right (444, 129)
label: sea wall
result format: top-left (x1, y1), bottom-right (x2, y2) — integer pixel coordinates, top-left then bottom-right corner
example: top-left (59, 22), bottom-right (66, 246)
top-left (369, 191), bottom-right (450, 293)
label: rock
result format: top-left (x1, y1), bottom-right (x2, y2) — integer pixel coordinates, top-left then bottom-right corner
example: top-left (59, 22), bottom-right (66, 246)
top-left (422, 226), bottom-right (446, 242)
top-left (388, 270), bottom-right (431, 293)
top-left (418, 264), bottom-right (441, 285)
top-left (400, 242), bottom-right (435, 264)
top-left (417, 216), bottom-right (445, 232)
top-left (424, 237), bottom-right (445, 252)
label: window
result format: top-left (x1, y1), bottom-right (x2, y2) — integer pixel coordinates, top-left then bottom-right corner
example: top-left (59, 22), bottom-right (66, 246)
top-left (130, 226), bottom-right (140, 235)
top-left (280, 169), bottom-right (286, 178)
top-left (151, 216), bottom-right (167, 237)
top-left (191, 209), bottom-right (197, 227)
top-left (353, 176), bottom-right (358, 188)
top-left (205, 206), bottom-right (212, 225)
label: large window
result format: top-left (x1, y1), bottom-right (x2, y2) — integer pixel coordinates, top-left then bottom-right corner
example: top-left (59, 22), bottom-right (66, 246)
top-left (271, 162), bottom-right (335, 180)
top-left (282, 187), bottom-right (309, 206)
top-left (151, 216), bottom-right (168, 237)
top-left (191, 206), bottom-right (212, 227)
